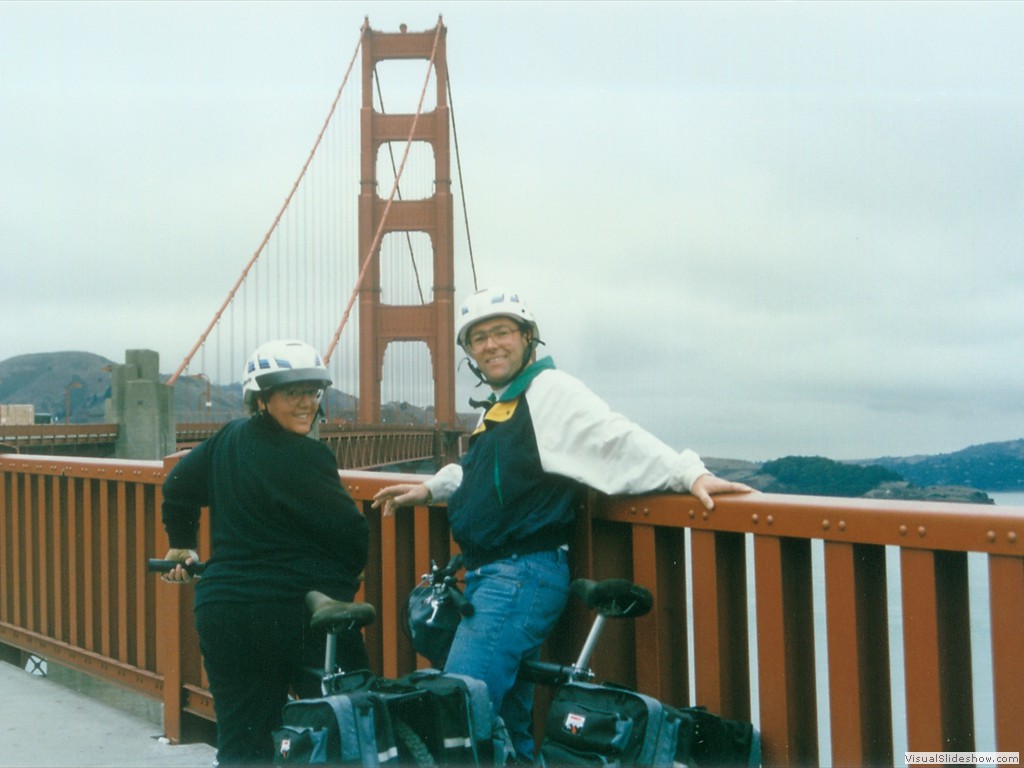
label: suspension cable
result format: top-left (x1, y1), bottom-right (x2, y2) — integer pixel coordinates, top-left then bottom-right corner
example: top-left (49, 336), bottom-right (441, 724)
top-left (324, 19), bottom-right (444, 365)
top-left (447, 70), bottom-right (477, 292)
top-left (168, 19), bottom-right (368, 385)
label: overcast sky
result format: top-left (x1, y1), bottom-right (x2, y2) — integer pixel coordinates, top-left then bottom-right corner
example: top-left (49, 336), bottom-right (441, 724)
top-left (1, 1), bottom-right (1021, 461)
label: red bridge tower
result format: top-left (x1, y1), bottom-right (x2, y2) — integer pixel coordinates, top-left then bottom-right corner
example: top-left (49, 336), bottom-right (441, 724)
top-left (357, 22), bottom-right (457, 428)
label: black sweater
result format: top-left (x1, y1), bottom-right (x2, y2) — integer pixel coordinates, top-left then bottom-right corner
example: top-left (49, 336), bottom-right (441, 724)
top-left (161, 415), bottom-right (368, 607)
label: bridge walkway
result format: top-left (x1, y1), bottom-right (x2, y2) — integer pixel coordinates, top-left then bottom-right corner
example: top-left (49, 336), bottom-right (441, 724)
top-left (0, 658), bottom-right (215, 768)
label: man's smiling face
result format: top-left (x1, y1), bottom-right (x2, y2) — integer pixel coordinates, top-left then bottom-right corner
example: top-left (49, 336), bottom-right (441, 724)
top-left (466, 317), bottom-right (531, 388)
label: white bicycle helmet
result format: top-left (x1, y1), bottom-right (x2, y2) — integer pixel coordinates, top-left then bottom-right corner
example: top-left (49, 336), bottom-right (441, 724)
top-left (241, 339), bottom-right (331, 406)
top-left (456, 288), bottom-right (541, 349)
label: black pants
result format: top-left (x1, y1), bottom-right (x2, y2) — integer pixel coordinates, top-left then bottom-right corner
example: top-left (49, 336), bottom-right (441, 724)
top-left (195, 599), bottom-right (369, 765)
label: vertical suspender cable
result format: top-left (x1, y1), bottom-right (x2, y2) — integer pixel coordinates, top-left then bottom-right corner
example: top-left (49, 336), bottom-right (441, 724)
top-left (168, 20), bottom-right (368, 385)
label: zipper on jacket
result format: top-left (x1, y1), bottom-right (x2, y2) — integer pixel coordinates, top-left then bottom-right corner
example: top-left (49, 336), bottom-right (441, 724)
top-left (493, 442), bottom-right (504, 507)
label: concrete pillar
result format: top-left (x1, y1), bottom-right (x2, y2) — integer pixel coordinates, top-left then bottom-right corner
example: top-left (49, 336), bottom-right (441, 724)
top-left (106, 349), bottom-right (176, 459)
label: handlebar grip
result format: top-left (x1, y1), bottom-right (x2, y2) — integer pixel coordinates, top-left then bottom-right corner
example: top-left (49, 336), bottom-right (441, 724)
top-left (517, 659), bottom-right (575, 686)
top-left (147, 559), bottom-right (206, 575)
top-left (447, 583), bottom-right (475, 617)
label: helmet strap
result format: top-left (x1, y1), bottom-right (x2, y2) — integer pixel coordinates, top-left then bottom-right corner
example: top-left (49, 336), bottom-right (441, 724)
top-left (459, 356), bottom-right (488, 387)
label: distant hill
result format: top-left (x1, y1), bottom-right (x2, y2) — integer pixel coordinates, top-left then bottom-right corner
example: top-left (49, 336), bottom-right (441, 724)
top-left (704, 451), bottom-right (1008, 503)
top-left (859, 439), bottom-right (1024, 492)
top-left (0, 351), bottom-right (366, 424)
top-left (0, 351), bottom-right (115, 423)
top-left (704, 443), bottom-right (1024, 497)
top-left (0, 351), bottom-right (461, 428)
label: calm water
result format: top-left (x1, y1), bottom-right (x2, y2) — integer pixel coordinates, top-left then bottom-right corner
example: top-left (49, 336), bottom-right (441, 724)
top-left (684, 491), bottom-right (1024, 764)
top-left (990, 490), bottom-right (1024, 507)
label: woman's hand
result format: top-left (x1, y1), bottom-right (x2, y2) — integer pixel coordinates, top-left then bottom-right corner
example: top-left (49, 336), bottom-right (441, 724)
top-left (371, 484), bottom-right (432, 517)
top-left (161, 548), bottom-right (199, 583)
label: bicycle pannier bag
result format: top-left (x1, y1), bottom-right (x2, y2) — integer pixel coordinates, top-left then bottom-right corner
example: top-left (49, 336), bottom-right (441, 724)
top-left (540, 682), bottom-right (760, 766)
top-left (539, 681), bottom-right (683, 766)
top-left (675, 705), bottom-right (760, 767)
top-left (392, 668), bottom-right (508, 765)
top-left (274, 690), bottom-right (399, 766)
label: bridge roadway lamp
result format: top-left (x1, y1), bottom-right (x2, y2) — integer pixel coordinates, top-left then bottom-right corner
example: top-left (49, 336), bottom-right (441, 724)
top-left (65, 380), bottom-right (82, 425)
top-left (193, 373), bottom-right (212, 419)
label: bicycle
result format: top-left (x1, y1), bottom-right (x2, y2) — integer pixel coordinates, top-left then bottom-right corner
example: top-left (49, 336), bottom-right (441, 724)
top-left (408, 554), bottom-right (652, 688)
top-left (412, 557), bottom-right (759, 766)
top-left (147, 558), bottom-right (437, 766)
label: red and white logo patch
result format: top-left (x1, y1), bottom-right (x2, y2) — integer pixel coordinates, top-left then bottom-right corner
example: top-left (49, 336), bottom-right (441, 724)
top-left (562, 712), bottom-right (587, 735)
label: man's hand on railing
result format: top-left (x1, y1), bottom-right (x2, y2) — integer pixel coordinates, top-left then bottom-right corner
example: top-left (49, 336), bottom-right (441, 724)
top-left (371, 483), bottom-right (432, 517)
top-left (691, 474), bottom-right (755, 511)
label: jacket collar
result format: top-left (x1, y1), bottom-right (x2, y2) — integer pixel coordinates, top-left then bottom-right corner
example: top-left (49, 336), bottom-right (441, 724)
top-left (492, 356), bottom-right (556, 403)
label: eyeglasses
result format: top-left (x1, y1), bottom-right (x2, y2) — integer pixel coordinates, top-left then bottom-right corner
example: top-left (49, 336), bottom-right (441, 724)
top-left (467, 325), bottom-right (522, 352)
top-left (279, 385), bottom-right (323, 403)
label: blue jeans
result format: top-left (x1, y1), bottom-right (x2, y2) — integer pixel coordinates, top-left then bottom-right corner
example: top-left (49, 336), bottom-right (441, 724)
top-left (443, 548), bottom-right (570, 762)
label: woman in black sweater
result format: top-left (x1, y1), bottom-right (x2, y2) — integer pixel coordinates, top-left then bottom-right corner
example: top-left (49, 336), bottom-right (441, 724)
top-left (160, 339), bottom-right (368, 765)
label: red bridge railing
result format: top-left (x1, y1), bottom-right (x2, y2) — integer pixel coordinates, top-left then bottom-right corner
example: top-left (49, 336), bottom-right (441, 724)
top-left (1, 452), bottom-right (1022, 763)
top-left (0, 424), bottom-right (120, 455)
top-left (2, 422), bottom-right (457, 471)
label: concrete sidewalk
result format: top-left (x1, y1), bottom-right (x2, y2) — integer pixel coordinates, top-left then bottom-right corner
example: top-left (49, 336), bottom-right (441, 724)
top-left (0, 657), bottom-right (217, 767)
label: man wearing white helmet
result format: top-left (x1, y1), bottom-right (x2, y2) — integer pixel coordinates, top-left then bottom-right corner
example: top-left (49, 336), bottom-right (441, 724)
top-left (374, 289), bottom-right (752, 762)
top-left (160, 339), bottom-right (369, 765)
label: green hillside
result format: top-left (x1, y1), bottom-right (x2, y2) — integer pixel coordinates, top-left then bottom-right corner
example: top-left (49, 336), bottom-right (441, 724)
top-left (863, 440), bottom-right (1024, 492)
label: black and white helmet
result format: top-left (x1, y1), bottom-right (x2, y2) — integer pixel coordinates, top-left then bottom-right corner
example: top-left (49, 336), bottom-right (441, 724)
top-left (241, 339), bottom-right (331, 406)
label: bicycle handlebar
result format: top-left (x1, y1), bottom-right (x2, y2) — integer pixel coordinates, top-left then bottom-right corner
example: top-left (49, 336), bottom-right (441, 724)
top-left (518, 659), bottom-right (578, 687)
top-left (431, 553), bottom-right (464, 581)
top-left (147, 559), bottom-right (206, 576)
top-left (421, 554), bottom-right (474, 618)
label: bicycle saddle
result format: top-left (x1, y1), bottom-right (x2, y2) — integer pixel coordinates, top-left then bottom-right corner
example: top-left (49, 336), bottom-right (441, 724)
top-left (305, 590), bottom-right (376, 632)
top-left (570, 578), bottom-right (653, 619)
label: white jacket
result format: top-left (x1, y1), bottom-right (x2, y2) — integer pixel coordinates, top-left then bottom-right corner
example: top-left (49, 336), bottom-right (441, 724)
top-left (425, 365), bottom-right (708, 502)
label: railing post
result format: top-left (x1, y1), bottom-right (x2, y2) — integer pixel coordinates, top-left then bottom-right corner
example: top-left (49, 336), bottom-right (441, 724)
top-left (631, 522), bottom-right (689, 706)
top-left (824, 541), bottom-right (893, 765)
top-left (988, 554), bottom-right (1024, 750)
top-left (155, 572), bottom-right (187, 742)
top-left (155, 451), bottom-right (204, 743)
top-left (900, 548), bottom-right (975, 751)
top-left (691, 529), bottom-right (751, 720)
top-left (378, 509), bottom-right (400, 679)
top-left (754, 535), bottom-right (819, 766)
